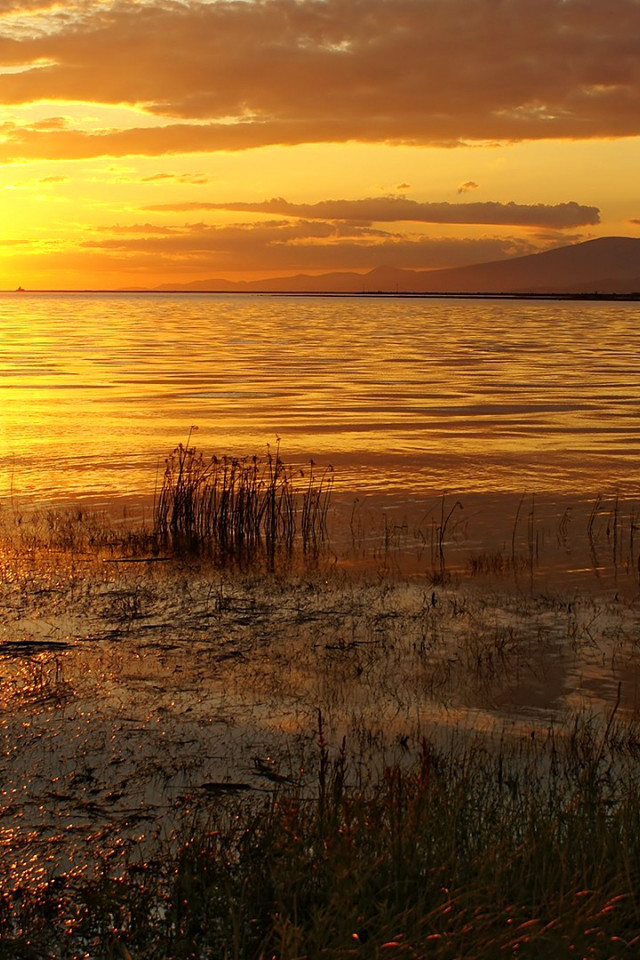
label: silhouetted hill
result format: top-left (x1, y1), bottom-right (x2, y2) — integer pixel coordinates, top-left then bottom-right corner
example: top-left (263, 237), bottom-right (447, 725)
top-left (154, 237), bottom-right (640, 295)
top-left (410, 237), bottom-right (640, 294)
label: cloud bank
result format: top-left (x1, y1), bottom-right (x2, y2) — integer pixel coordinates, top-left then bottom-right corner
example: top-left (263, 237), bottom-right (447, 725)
top-left (150, 197), bottom-right (600, 229)
top-left (0, 0), bottom-right (639, 157)
top-left (79, 219), bottom-right (567, 273)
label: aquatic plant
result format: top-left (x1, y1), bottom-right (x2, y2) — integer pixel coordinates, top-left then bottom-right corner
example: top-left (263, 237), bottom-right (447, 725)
top-left (154, 441), bottom-right (333, 561)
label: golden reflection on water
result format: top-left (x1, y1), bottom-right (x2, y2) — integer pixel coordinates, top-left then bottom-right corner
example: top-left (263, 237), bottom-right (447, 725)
top-left (4, 294), bottom-right (640, 932)
top-left (1, 292), bottom-right (640, 505)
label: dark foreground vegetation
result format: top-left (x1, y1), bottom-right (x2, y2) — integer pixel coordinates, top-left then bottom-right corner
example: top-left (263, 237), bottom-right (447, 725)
top-left (3, 448), bottom-right (640, 959)
top-left (3, 714), bottom-right (640, 959)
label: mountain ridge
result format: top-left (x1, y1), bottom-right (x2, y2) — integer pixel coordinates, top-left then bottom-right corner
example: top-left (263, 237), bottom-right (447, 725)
top-left (152, 237), bottom-right (640, 295)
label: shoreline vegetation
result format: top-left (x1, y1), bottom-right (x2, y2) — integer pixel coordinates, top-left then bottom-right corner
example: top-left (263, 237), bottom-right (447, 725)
top-left (154, 441), bottom-right (334, 563)
top-left (2, 449), bottom-right (640, 957)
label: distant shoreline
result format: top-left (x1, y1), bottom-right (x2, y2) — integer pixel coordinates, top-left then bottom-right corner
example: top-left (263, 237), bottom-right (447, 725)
top-left (6, 237), bottom-right (639, 300)
top-left (4, 289), bottom-right (640, 301)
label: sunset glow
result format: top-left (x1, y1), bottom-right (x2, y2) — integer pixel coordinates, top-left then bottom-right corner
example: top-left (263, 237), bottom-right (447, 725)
top-left (0, 0), bottom-right (638, 289)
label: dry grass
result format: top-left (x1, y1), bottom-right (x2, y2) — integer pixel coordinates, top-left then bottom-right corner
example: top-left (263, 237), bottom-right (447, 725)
top-left (3, 716), bottom-right (640, 959)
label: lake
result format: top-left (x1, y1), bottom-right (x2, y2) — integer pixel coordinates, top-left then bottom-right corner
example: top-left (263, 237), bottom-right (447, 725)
top-left (1, 291), bottom-right (640, 583)
top-left (4, 294), bottom-right (640, 927)
top-left (2, 291), bottom-right (639, 500)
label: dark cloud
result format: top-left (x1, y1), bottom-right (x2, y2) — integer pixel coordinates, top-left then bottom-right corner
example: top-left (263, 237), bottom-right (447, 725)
top-left (0, 118), bottom-right (366, 161)
top-left (79, 218), bottom-right (552, 272)
top-left (0, 0), bottom-right (639, 157)
top-left (140, 171), bottom-right (210, 184)
top-left (458, 181), bottom-right (479, 194)
top-left (145, 196), bottom-right (600, 229)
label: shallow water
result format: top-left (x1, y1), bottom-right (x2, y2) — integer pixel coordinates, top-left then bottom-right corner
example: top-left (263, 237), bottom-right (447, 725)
top-left (1, 292), bottom-right (640, 506)
top-left (4, 293), bottom-right (640, 909)
top-left (2, 548), bottom-right (639, 891)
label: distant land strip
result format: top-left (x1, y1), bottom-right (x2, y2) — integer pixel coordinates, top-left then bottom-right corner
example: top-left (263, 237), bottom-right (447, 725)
top-left (6, 237), bottom-right (640, 298)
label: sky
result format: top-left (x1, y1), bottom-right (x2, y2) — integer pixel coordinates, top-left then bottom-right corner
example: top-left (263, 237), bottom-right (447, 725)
top-left (0, 0), bottom-right (639, 289)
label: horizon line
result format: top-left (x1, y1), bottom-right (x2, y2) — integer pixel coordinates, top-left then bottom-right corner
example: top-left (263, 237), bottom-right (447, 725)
top-left (3, 289), bottom-right (640, 301)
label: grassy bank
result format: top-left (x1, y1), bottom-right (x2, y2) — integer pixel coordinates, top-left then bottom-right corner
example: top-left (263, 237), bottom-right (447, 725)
top-left (2, 715), bottom-right (640, 959)
top-left (2, 460), bottom-right (640, 958)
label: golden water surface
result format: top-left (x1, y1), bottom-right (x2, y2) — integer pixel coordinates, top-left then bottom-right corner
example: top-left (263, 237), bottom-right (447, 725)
top-left (1, 291), bottom-right (639, 506)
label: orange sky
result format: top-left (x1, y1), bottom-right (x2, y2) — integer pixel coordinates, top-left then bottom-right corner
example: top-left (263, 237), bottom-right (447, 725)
top-left (0, 0), bottom-right (639, 289)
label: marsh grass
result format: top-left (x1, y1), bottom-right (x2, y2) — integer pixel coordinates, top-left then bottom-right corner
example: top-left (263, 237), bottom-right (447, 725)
top-left (1, 504), bottom-right (159, 563)
top-left (5, 481), bottom-right (640, 957)
top-left (3, 717), bottom-right (640, 959)
top-left (154, 442), bottom-right (333, 563)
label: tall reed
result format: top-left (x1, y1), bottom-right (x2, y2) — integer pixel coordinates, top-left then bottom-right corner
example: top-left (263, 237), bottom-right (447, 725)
top-left (154, 441), bottom-right (333, 561)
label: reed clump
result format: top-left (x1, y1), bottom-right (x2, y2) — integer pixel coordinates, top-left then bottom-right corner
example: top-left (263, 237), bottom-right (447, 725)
top-left (154, 441), bottom-right (333, 561)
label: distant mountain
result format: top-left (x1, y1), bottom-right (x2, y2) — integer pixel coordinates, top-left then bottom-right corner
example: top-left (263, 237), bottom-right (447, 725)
top-left (410, 236), bottom-right (640, 294)
top-left (154, 237), bottom-right (640, 295)
top-left (155, 270), bottom-right (376, 293)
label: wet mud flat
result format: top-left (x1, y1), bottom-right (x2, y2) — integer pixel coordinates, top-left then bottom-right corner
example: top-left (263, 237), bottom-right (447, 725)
top-left (2, 532), bottom-right (640, 956)
top-left (2, 538), bottom-right (639, 879)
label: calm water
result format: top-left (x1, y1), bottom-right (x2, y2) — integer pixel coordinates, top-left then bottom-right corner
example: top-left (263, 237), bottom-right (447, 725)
top-left (1, 292), bottom-right (640, 506)
top-left (4, 292), bottom-right (640, 894)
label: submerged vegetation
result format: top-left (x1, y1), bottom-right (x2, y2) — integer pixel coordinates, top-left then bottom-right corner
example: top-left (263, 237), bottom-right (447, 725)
top-left (2, 451), bottom-right (640, 957)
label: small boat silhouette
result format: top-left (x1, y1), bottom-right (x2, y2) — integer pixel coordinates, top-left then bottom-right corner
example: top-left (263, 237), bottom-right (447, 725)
top-left (16, 286), bottom-right (25, 292)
